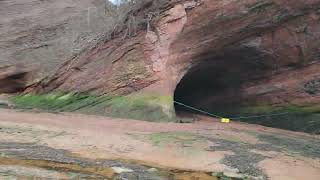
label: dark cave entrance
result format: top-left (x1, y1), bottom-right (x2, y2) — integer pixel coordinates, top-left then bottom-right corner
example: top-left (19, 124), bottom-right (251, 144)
top-left (173, 46), bottom-right (274, 118)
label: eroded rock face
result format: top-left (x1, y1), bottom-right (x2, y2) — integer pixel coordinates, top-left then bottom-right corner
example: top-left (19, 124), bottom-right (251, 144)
top-left (29, 0), bottom-right (320, 118)
top-left (0, 0), bottom-right (114, 79)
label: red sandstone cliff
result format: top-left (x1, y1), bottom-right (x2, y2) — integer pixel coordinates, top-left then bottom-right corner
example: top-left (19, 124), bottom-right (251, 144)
top-left (27, 0), bottom-right (320, 114)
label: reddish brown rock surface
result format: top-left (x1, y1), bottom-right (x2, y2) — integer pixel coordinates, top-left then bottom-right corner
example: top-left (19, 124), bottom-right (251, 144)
top-left (28, 0), bottom-right (320, 116)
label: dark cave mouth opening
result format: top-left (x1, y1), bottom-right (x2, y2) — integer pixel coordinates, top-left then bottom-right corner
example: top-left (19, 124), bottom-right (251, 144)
top-left (173, 64), bottom-right (245, 118)
top-left (172, 47), bottom-right (320, 134)
top-left (173, 46), bottom-right (274, 118)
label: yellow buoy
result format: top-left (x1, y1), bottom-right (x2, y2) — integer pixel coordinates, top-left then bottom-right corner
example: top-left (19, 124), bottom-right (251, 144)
top-left (221, 118), bottom-right (230, 123)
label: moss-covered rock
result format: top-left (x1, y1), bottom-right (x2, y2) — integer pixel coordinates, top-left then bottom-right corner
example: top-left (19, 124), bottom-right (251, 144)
top-left (10, 93), bottom-right (177, 122)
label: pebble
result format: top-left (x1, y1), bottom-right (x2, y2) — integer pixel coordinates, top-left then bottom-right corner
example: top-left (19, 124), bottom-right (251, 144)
top-left (147, 168), bottom-right (158, 172)
top-left (111, 167), bottom-right (134, 174)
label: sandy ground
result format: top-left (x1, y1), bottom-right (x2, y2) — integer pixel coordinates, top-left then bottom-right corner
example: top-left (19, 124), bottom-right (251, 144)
top-left (0, 109), bottom-right (319, 179)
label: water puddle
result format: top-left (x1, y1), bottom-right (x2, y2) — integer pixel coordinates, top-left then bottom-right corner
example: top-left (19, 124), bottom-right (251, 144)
top-left (0, 157), bottom-right (223, 179)
top-left (0, 157), bottom-right (114, 179)
top-left (0, 142), bottom-right (227, 179)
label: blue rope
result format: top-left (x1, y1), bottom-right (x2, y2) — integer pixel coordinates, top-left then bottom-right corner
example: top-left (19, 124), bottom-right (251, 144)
top-left (174, 101), bottom-right (223, 118)
top-left (174, 100), bottom-right (291, 120)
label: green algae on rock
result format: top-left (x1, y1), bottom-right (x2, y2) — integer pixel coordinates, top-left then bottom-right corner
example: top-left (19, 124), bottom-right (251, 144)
top-left (10, 93), bottom-right (177, 122)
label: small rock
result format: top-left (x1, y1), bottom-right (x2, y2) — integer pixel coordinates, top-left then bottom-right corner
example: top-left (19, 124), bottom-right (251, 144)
top-left (147, 168), bottom-right (158, 172)
top-left (179, 118), bottom-right (194, 123)
top-left (111, 167), bottom-right (134, 174)
top-left (224, 171), bottom-right (245, 179)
